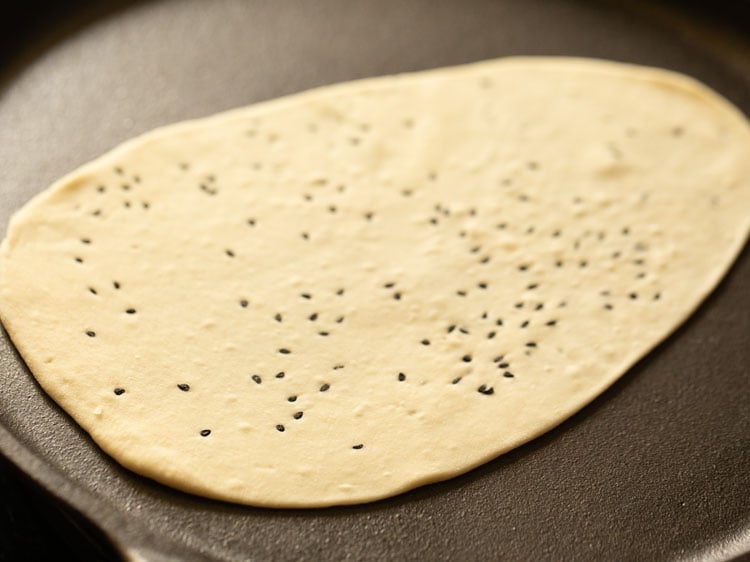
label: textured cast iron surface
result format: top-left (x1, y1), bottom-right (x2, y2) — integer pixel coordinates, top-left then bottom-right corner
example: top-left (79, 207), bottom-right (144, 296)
top-left (0, 1), bottom-right (749, 560)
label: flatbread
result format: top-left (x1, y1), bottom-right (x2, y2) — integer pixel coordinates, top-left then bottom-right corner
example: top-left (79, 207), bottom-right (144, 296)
top-left (1, 57), bottom-right (748, 507)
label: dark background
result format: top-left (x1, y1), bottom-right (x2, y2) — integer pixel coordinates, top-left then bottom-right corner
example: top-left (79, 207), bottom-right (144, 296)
top-left (1, 1), bottom-right (749, 561)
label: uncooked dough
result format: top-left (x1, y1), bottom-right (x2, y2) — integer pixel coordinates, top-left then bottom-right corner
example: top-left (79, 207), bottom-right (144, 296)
top-left (1, 58), bottom-right (748, 507)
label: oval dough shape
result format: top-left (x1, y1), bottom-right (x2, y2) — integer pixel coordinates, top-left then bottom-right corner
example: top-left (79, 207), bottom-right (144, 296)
top-left (1, 58), bottom-right (749, 507)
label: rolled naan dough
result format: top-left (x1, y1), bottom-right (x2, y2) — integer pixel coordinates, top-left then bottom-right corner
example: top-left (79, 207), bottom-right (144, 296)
top-left (1, 58), bottom-right (748, 507)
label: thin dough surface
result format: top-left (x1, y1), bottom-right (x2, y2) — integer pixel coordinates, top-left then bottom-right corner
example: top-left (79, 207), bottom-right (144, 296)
top-left (1, 58), bottom-right (748, 507)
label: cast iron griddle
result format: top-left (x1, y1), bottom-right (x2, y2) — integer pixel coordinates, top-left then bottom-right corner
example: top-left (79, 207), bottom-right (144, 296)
top-left (1, 1), bottom-right (749, 560)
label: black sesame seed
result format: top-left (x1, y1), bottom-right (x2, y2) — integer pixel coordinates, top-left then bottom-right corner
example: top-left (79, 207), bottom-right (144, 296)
top-left (654, 292), bottom-right (662, 301)
top-left (74, 257), bottom-right (83, 263)
top-left (515, 302), bottom-right (524, 309)
top-left (81, 238), bottom-right (91, 244)
top-left (177, 383), bottom-right (190, 391)
top-left (604, 303), bottom-right (614, 310)
top-left (535, 303), bottom-right (544, 311)
top-left (114, 387), bottom-right (125, 395)
top-left (498, 362), bottom-right (509, 369)
top-left (579, 260), bottom-right (588, 268)
top-left (309, 312), bottom-right (318, 321)
top-left (301, 232), bottom-right (310, 240)
top-left (333, 364), bottom-right (344, 370)
top-left (456, 290), bottom-right (467, 297)
top-left (470, 246), bottom-right (481, 254)
top-left (481, 311), bottom-right (488, 319)
top-left (318, 331), bottom-right (329, 337)
top-left (301, 293), bottom-right (311, 300)
top-left (458, 327), bottom-right (469, 335)
top-left (336, 288), bottom-right (345, 296)
top-left (546, 320), bottom-right (557, 326)
top-left (328, 205), bottom-right (337, 213)
top-left (275, 313), bottom-right (282, 322)
top-left (276, 371), bottom-right (285, 379)
top-left (447, 325), bottom-right (456, 333)
top-left (288, 395), bottom-right (297, 402)
top-left (398, 372), bottom-right (406, 382)
top-left (97, 186), bottom-right (105, 193)
top-left (252, 374), bottom-right (262, 384)
top-left (276, 425), bottom-right (285, 432)
top-left (247, 218), bottom-right (256, 226)
top-left (126, 308), bottom-right (136, 314)
top-left (478, 282), bottom-right (488, 289)
top-left (487, 331), bottom-right (496, 339)
top-left (462, 355), bottom-right (472, 363)
top-left (336, 316), bottom-right (344, 323)
top-left (86, 331), bottom-right (96, 337)
top-left (452, 377), bottom-right (462, 384)
top-left (421, 339), bottom-right (430, 346)
top-left (240, 299), bottom-right (249, 308)
top-left (496, 318), bottom-right (504, 326)
top-left (525, 342), bottom-right (537, 348)
top-left (520, 320), bottom-right (529, 328)
top-left (479, 256), bottom-right (491, 264)
top-left (518, 264), bottom-right (529, 271)
top-left (200, 429), bottom-right (211, 437)
top-left (293, 411), bottom-right (303, 420)
top-left (527, 284), bottom-right (538, 290)
top-left (383, 282), bottom-right (395, 289)
top-left (393, 292), bottom-right (402, 300)
top-left (225, 249), bottom-right (235, 257)
top-left (629, 292), bottom-right (638, 300)
top-left (279, 348), bottom-right (291, 354)
top-left (89, 287), bottom-right (97, 295)
top-left (503, 372), bottom-right (515, 378)
top-left (477, 385), bottom-right (494, 395)
top-left (352, 444), bottom-right (364, 450)
top-left (555, 260), bottom-right (563, 268)
top-left (320, 383), bottom-right (330, 392)
top-left (113, 281), bottom-right (121, 289)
